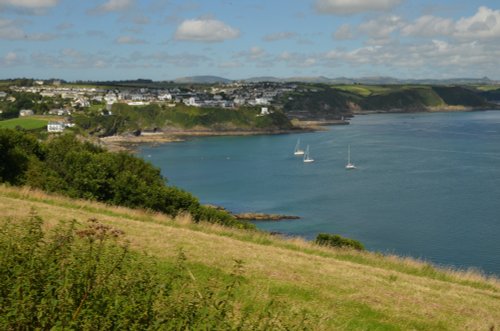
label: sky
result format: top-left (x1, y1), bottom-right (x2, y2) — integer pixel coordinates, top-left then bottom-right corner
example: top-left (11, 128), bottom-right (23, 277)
top-left (1, 0), bottom-right (500, 81)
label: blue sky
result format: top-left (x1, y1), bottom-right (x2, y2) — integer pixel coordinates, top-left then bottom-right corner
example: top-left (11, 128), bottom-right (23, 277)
top-left (1, 0), bottom-right (500, 81)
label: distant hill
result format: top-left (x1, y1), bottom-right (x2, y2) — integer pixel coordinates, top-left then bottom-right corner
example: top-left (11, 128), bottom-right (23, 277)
top-left (3, 76), bottom-right (498, 86)
top-left (224, 75), bottom-right (499, 85)
top-left (173, 75), bottom-right (232, 84)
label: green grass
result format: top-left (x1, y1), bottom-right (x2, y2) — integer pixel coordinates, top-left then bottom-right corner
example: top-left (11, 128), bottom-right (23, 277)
top-left (0, 117), bottom-right (48, 130)
top-left (473, 85), bottom-right (500, 92)
top-left (331, 85), bottom-right (403, 97)
top-left (331, 85), bottom-right (373, 97)
top-left (1, 185), bottom-right (499, 330)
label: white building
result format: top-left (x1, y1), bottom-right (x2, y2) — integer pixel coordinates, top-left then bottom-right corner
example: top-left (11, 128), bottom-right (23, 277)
top-left (47, 122), bottom-right (65, 133)
top-left (73, 97), bottom-right (90, 108)
top-left (127, 101), bottom-right (150, 106)
top-left (184, 97), bottom-right (200, 107)
top-left (254, 97), bottom-right (270, 106)
top-left (260, 107), bottom-right (270, 115)
top-left (19, 109), bottom-right (34, 117)
top-left (158, 93), bottom-right (172, 101)
top-left (104, 93), bottom-right (118, 104)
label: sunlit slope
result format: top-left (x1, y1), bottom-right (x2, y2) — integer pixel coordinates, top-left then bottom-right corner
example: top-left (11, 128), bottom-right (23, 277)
top-left (1, 185), bottom-right (498, 330)
top-left (283, 85), bottom-right (495, 118)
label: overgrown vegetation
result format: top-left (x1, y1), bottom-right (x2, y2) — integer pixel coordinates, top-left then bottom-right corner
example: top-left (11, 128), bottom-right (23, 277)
top-left (0, 129), bottom-right (252, 229)
top-left (315, 233), bottom-right (365, 251)
top-left (0, 214), bottom-right (309, 330)
top-left (74, 103), bottom-right (293, 137)
top-left (1, 188), bottom-right (498, 330)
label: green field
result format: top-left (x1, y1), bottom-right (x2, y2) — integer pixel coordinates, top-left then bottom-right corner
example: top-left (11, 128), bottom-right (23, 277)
top-left (0, 117), bottom-right (48, 130)
top-left (331, 84), bottom-right (406, 97)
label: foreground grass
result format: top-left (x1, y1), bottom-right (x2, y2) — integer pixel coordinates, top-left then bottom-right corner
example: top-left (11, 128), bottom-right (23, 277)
top-left (1, 185), bottom-right (499, 330)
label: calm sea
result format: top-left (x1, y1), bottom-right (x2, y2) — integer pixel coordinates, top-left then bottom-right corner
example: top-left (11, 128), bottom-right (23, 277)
top-left (139, 111), bottom-right (500, 275)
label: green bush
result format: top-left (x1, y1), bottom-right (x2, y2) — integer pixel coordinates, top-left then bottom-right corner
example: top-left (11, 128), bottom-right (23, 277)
top-left (0, 215), bottom-right (308, 330)
top-left (0, 129), bottom-right (252, 229)
top-left (315, 233), bottom-right (365, 251)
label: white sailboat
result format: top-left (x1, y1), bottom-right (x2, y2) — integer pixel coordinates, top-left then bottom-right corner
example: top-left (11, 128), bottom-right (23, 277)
top-left (345, 144), bottom-right (356, 169)
top-left (303, 145), bottom-right (314, 163)
top-left (294, 138), bottom-right (305, 156)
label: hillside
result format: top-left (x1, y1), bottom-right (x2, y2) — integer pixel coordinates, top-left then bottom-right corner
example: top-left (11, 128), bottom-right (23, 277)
top-left (1, 185), bottom-right (498, 330)
top-left (283, 85), bottom-right (498, 119)
top-left (74, 103), bottom-right (295, 137)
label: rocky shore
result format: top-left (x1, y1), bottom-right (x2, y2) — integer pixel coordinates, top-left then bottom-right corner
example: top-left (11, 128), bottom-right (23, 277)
top-left (98, 123), bottom-right (326, 152)
top-left (234, 212), bottom-right (301, 221)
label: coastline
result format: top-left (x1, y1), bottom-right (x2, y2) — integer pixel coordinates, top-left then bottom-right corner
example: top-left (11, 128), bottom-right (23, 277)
top-left (97, 107), bottom-right (499, 152)
top-left (98, 122), bottom-right (335, 152)
top-left (353, 105), bottom-right (500, 115)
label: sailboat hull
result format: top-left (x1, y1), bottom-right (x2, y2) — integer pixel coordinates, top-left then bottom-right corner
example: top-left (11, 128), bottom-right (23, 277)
top-left (303, 145), bottom-right (314, 162)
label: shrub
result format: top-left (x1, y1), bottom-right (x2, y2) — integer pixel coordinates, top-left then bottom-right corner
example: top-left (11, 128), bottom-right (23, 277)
top-left (315, 233), bottom-right (365, 251)
top-left (0, 215), bottom-right (308, 330)
top-left (0, 130), bottom-right (250, 229)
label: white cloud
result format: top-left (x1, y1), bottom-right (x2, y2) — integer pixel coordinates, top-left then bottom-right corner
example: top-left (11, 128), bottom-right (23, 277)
top-left (358, 15), bottom-right (404, 42)
top-left (321, 37), bottom-right (500, 78)
top-left (232, 46), bottom-right (276, 68)
top-left (401, 15), bottom-right (454, 37)
top-left (116, 35), bottom-right (145, 44)
top-left (121, 51), bottom-right (210, 68)
top-left (236, 46), bottom-right (266, 61)
top-left (333, 24), bottom-right (354, 40)
top-left (455, 6), bottom-right (500, 40)
top-left (0, 18), bottom-right (56, 40)
top-left (0, 0), bottom-right (58, 9)
top-left (315, 0), bottom-right (402, 15)
top-left (278, 51), bottom-right (318, 67)
top-left (174, 18), bottom-right (239, 42)
top-left (89, 0), bottom-right (133, 14)
top-left (399, 6), bottom-right (500, 40)
top-left (1, 51), bottom-right (23, 66)
top-left (31, 49), bottom-right (111, 69)
top-left (263, 31), bottom-right (296, 42)
top-left (0, 18), bottom-right (24, 39)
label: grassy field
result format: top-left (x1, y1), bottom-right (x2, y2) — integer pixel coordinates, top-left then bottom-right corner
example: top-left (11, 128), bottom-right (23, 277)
top-left (0, 185), bottom-right (498, 330)
top-left (0, 117), bottom-right (48, 129)
top-left (473, 85), bottom-right (500, 92)
top-left (331, 85), bottom-right (403, 97)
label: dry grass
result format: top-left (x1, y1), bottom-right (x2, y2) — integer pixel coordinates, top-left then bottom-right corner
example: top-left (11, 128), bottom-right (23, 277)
top-left (1, 184), bottom-right (499, 330)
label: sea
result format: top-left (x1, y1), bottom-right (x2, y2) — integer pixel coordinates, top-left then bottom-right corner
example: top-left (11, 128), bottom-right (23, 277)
top-left (138, 111), bottom-right (500, 275)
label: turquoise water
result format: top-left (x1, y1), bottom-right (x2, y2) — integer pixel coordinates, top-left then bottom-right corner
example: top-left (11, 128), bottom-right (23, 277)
top-left (139, 111), bottom-right (500, 275)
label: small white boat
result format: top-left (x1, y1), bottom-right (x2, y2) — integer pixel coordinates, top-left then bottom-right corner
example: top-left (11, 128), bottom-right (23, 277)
top-left (345, 144), bottom-right (356, 169)
top-left (294, 138), bottom-right (305, 156)
top-left (303, 145), bottom-right (314, 163)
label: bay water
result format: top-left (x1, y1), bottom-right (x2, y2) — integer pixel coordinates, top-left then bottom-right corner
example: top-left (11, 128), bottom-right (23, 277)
top-left (139, 111), bottom-right (500, 275)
